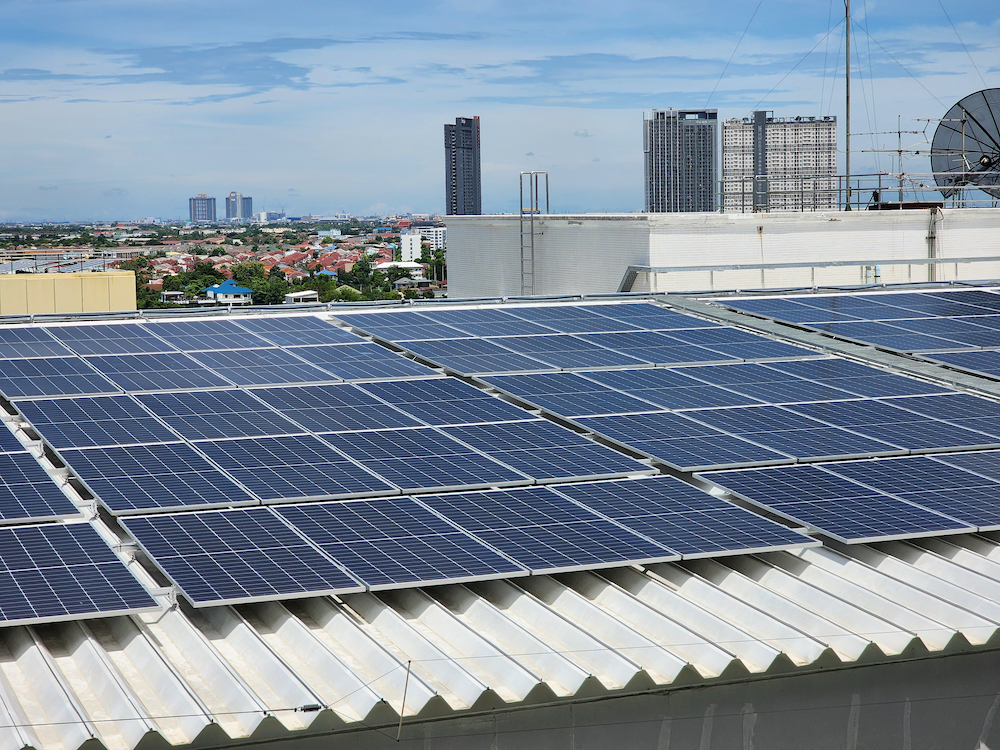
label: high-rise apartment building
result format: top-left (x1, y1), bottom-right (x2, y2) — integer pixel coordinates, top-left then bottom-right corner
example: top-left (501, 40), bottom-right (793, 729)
top-left (644, 109), bottom-right (718, 213)
top-left (445, 116), bottom-right (481, 215)
top-left (722, 112), bottom-right (837, 212)
top-left (225, 192), bottom-right (253, 221)
top-left (189, 194), bottom-right (216, 223)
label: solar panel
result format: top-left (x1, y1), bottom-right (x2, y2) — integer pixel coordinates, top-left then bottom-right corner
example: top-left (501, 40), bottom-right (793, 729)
top-left (582, 368), bottom-right (763, 409)
top-left (703, 341), bottom-right (814, 360)
top-left (588, 303), bottom-right (720, 330)
top-left (49, 323), bottom-right (177, 355)
top-left (487, 334), bottom-right (648, 369)
top-left (189, 348), bottom-right (336, 386)
top-left (0, 357), bottom-right (118, 398)
top-left (929, 350), bottom-right (1000, 378)
top-left (133, 390), bottom-right (305, 440)
top-left (808, 322), bottom-right (959, 352)
top-left (933, 450), bottom-right (1000, 482)
top-left (195, 435), bottom-right (397, 501)
top-left (358, 378), bottom-right (532, 425)
top-left (666, 328), bottom-right (775, 346)
top-left (482, 372), bottom-right (663, 416)
top-left (575, 412), bottom-right (791, 470)
top-left (290, 342), bottom-right (438, 380)
top-left (0, 454), bottom-right (80, 522)
top-left (419, 486), bottom-right (677, 573)
top-left (0, 327), bottom-right (72, 359)
top-left (276, 498), bottom-right (525, 589)
top-left (121, 508), bottom-right (362, 606)
top-left (0, 523), bottom-right (157, 624)
top-left (402, 338), bottom-right (553, 374)
top-left (333, 311), bottom-right (470, 341)
top-left (147, 319), bottom-right (274, 352)
top-left (85, 352), bottom-right (232, 392)
top-left (322, 427), bottom-right (530, 491)
top-left (927, 290), bottom-right (1000, 310)
top-left (420, 308), bottom-right (558, 337)
top-left (442, 419), bottom-right (654, 481)
top-left (16, 395), bottom-right (178, 448)
top-left (506, 306), bottom-right (641, 333)
top-left (878, 393), bottom-right (1000, 422)
top-left (58, 442), bottom-right (260, 513)
top-left (234, 316), bottom-right (365, 346)
top-left (573, 331), bottom-right (732, 365)
top-left (761, 359), bottom-right (951, 397)
top-left (702, 465), bottom-right (972, 543)
top-left (556, 477), bottom-right (815, 557)
top-left (249, 384), bottom-right (423, 433)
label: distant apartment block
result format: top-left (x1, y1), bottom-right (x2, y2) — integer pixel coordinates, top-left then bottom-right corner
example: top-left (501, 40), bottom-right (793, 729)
top-left (414, 226), bottom-right (446, 250)
top-left (722, 112), bottom-right (837, 212)
top-left (225, 192), bottom-right (253, 221)
top-left (400, 233), bottom-right (422, 262)
top-left (644, 109), bottom-right (718, 212)
top-left (189, 194), bottom-right (216, 223)
top-left (445, 116), bottom-right (481, 215)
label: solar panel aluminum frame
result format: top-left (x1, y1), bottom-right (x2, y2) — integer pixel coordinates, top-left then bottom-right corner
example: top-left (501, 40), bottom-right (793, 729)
top-left (121, 510), bottom-right (366, 607)
top-left (51, 442), bottom-right (264, 516)
top-left (695, 469), bottom-right (976, 545)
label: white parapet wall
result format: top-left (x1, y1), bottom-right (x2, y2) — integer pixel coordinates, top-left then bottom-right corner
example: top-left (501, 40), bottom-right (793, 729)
top-left (444, 208), bottom-right (1000, 297)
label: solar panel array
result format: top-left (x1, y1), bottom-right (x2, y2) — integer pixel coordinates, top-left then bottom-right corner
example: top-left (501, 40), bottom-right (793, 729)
top-left (0, 301), bottom-right (996, 618)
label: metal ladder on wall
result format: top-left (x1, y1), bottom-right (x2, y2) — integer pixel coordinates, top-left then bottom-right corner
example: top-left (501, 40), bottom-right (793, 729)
top-left (519, 171), bottom-right (549, 296)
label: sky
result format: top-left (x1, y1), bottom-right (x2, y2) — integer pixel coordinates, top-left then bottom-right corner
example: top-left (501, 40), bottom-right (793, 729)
top-left (1, 0), bottom-right (997, 221)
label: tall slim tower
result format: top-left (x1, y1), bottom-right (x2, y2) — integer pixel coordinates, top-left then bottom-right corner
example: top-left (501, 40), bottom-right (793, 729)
top-left (721, 113), bottom-right (837, 212)
top-left (445, 116), bottom-right (481, 215)
top-left (644, 109), bottom-right (718, 213)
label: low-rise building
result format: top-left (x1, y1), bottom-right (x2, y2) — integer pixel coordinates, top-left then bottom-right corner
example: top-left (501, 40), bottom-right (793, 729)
top-left (203, 279), bottom-right (253, 305)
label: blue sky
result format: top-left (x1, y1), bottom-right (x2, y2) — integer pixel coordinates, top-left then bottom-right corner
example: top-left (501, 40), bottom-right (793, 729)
top-left (1, 0), bottom-right (997, 221)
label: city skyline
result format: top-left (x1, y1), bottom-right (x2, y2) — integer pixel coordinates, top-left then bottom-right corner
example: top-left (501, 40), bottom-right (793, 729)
top-left (1, 0), bottom-right (996, 221)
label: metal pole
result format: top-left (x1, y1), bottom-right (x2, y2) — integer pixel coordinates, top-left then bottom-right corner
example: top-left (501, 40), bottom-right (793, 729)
top-left (845, 0), bottom-right (851, 210)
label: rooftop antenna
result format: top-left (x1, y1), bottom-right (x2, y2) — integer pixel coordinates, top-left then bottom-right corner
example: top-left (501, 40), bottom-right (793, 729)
top-left (929, 88), bottom-right (1000, 206)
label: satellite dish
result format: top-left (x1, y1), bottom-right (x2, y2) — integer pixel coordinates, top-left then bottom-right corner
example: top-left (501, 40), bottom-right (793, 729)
top-left (931, 88), bottom-right (1000, 199)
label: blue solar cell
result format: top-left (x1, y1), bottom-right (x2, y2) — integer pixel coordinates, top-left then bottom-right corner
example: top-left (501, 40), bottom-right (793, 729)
top-left (196, 435), bottom-right (397, 501)
top-left (358, 378), bottom-right (532, 425)
top-left (249, 384), bottom-right (422, 433)
top-left (572, 331), bottom-right (732, 365)
top-left (333, 311), bottom-right (470, 341)
top-left (292, 342), bottom-right (438, 379)
top-left (703, 465), bottom-right (971, 542)
top-left (588, 303), bottom-right (720, 330)
top-left (878, 394), bottom-right (1000, 422)
top-left (190, 348), bottom-right (336, 386)
top-left (59, 442), bottom-right (260, 513)
top-left (147, 319), bottom-right (273, 352)
top-left (483, 372), bottom-right (663, 416)
top-left (323, 427), bottom-right (530, 491)
top-left (666, 328), bottom-right (774, 346)
top-left (122, 508), bottom-right (362, 605)
top-left (934, 450), bottom-right (1000, 482)
top-left (420, 308), bottom-right (558, 337)
top-left (703, 341), bottom-right (813, 360)
top-left (49, 323), bottom-right (177, 355)
top-left (133, 390), bottom-right (304, 440)
top-left (0, 357), bottom-right (117, 398)
top-left (930, 350), bottom-right (1000, 377)
top-left (761, 359), bottom-right (950, 397)
top-left (419, 486), bottom-right (677, 573)
top-left (234, 316), bottom-right (365, 346)
top-left (826, 456), bottom-right (997, 495)
top-left (276, 498), bottom-right (524, 589)
top-left (557, 476), bottom-right (814, 557)
top-left (17, 395), bottom-right (178, 448)
top-left (575, 412), bottom-right (790, 470)
top-left (487, 334), bottom-right (648, 369)
top-left (0, 454), bottom-right (80, 521)
top-left (442, 419), bottom-right (652, 481)
top-left (928, 290), bottom-right (1000, 310)
top-left (0, 523), bottom-right (156, 623)
top-left (0, 327), bottom-right (72, 359)
top-left (506, 306), bottom-right (641, 333)
top-left (402, 338), bottom-right (552, 374)
top-left (85, 353), bottom-right (231, 392)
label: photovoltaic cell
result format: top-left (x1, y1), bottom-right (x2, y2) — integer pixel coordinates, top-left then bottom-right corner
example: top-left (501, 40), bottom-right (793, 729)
top-left (483, 372), bottom-right (663, 416)
top-left (195, 434), bottom-right (397, 501)
top-left (0, 327), bottom-right (72, 359)
top-left (419, 486), bottom-right (677, 573)
top-left (588, 303), bottom-right (720, 330)
top-left (487, 334), bottom-right (648, 369)
top-left (276, 498), bottom-right (524, 589)
top-left (291, 342), bottom-right (438, 380)
top-left (85, 353), bottom-right (231, 392)
top-left (358, 378), bottom-right (532, 425)
top-left (556, 477), bottom-right (814, 557)
top-left (573, 331), bottom-right (733, 365)
top-left (133, 390), bottom-right (304, 440)
top-left (49, 323), bottom-right (177, 355)
top-left (930, 350), bottom-right (1000, 378)
top-left (442, 419), bottom-right (653, 481)
top-left (234, 316), bottom-right (364, 346)
top-left (59, 442), bottom-right (259, 513)
top-left (121, 508), bottom-right (362, 606)
top-left (0, 523), bottom-right (157, 624)
top-left (402, 338), bottom-right (553, 374)
top-left (582, 367), bottom-right (762, 409)
top-left (147, 319), bottom-right (273, 352)
top-left (17, 395), bottom-right (178, 448)
top-left (323, 427), bottom-right (530, 491)
top-left (249, 384), bottom-right (422, 433)
top-left (420, 308), bottom-right (557, 337)
top-left (190, 348), bottom-right (336, 386)
top-left (0, 357), bottom-right (117, 398)
top-left (0, 454), bottom-right (80, 522)
top-left (333, 311), bottom-right (470, 341)
top-left (506, 306), bottom-right (641, 333)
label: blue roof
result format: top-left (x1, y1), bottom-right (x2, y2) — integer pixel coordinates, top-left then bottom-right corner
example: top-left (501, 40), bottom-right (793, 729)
top-left (317, 270), bottom-right (337, 276)
top-left (204, 280), bottom-right (253, 295)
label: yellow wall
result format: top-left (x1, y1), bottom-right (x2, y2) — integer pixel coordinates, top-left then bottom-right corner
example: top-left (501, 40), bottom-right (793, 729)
top-left (0, 272), bottom-right (136, 315)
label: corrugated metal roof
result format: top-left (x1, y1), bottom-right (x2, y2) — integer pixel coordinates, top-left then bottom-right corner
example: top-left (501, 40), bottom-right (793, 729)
top-left (4, 533), bottom-right (1000, 750)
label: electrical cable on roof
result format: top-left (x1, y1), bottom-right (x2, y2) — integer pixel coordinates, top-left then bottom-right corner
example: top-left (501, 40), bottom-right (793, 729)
top-left (861, 0), bottom-right (881, 173)
top-left (937, 0), bottom-right (987, 88)
top-left (853, 24), bottom-right (945, 108)
top-left (705, 0), bottom-right (765, 107)
top-left (819, 0), bottom-right (835, 117)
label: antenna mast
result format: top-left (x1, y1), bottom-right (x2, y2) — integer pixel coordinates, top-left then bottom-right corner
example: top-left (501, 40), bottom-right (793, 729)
top-left (845, 0), bottom-right (851, 209)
